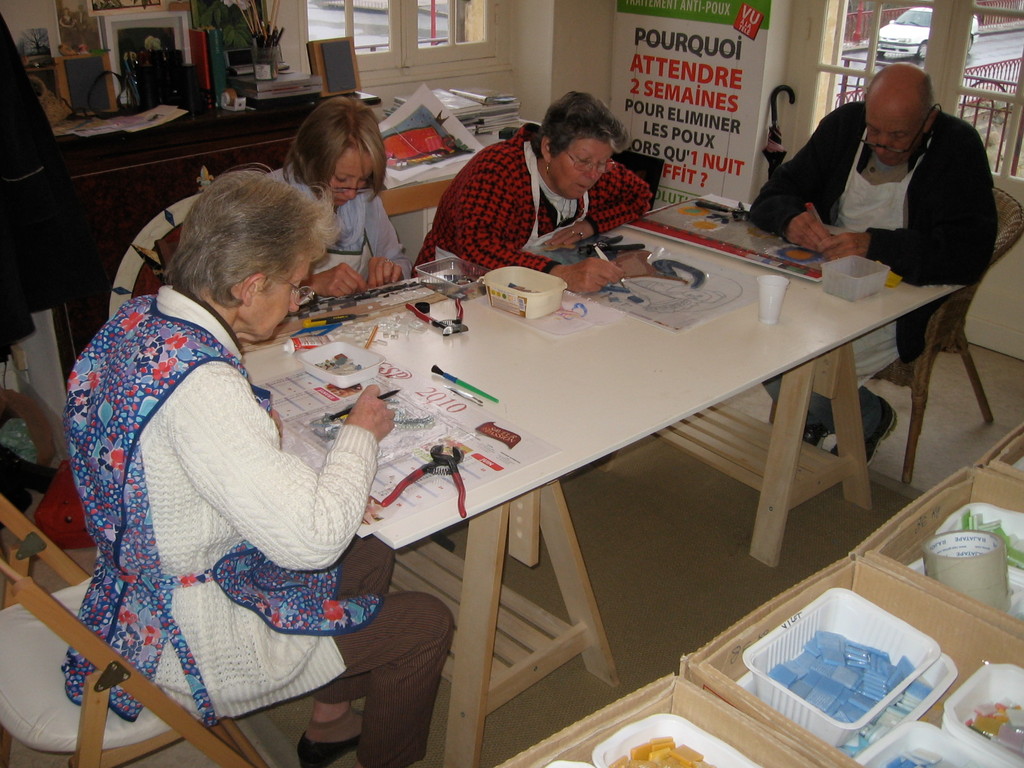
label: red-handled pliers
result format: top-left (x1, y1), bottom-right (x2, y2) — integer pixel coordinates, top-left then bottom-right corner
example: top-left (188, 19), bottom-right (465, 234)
top-left (379, 445), bottom-right (467, 517)
top-left (405, 299), bottom-right (468, 336)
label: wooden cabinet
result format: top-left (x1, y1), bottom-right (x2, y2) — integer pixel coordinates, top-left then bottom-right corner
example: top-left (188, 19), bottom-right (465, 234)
top-left (57, 101), bottom-right (318, 362)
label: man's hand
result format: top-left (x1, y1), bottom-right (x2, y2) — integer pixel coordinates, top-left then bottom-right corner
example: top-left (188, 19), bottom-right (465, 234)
top-left (816, 232), bottom-right (872, 260)
top-left (366, 256), bottom-right (403, 288)
top-left (549, 257), bottom-right (625, 293)
top-left (307, 263), bottom-right (369, 297)
top-left (784, 210), bottom-right (832, 251)
top-left (783, 211), bottom-right (871, 260)
top-left (343, 384), bottom-right (395, 443)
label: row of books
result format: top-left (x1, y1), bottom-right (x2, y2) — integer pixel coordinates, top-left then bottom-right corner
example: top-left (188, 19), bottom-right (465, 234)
top-left (187, 27), bottom-right (228, 110)
top-left (388, 87), bottom-right (521, 135)
top-left (188, 27), bottom-right (322, 110)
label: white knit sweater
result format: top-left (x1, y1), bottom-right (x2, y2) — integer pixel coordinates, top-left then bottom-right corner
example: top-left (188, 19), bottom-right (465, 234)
top-left (140, 287), bottom-right (380, 717)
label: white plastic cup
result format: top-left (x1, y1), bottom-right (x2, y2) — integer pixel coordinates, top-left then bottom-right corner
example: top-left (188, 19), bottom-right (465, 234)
top-left (757, 274), bottom-right (790, 325)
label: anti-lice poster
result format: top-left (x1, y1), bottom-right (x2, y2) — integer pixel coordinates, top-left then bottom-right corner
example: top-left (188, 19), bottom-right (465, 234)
top-left (612, 0), bottom-right (773, 206)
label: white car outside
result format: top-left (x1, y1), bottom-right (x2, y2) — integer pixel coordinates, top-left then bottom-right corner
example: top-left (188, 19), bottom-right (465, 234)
top-left (877, 7), bottom-right (979, 60)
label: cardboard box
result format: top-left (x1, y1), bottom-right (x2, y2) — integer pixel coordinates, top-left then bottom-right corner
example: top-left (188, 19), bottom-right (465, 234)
top-left (495, 675), bottom-right (836, 768)
top-left (683, 557), bottom-right (1024, 766)
top-left (978, 420), bottom-right (1024, 480)
top-left (851, 465), bottom-right (1024, 635)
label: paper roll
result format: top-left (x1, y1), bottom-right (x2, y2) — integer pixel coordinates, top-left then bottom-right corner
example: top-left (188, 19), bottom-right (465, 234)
top-left (922, 530), bottom-right (1010, 611)
top-left (220, 89), bottom-right (246, 111)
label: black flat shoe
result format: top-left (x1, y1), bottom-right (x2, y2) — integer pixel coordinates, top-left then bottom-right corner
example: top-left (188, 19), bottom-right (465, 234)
top-left (297, 733), bottom-right (360, 768)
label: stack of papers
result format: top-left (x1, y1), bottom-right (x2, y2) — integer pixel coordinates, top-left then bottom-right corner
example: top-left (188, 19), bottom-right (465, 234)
top-left (388, 86), bottom-right (521, 135)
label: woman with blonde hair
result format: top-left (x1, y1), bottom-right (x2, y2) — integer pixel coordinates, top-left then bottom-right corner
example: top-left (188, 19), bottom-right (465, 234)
top-left (274, 96), bottom-right (410, 297)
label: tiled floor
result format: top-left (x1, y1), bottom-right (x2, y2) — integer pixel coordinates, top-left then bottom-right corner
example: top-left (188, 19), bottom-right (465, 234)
top-left (6, 344), bottom-right (1023, 768)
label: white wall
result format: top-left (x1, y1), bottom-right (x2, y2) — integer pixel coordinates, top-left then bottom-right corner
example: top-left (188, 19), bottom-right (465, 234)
top-left (4, 0), bottom-right (1020, 363)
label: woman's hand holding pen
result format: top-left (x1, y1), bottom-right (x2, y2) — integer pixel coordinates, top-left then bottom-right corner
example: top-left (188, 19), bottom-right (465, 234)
top-left (550, 258), bottom-right (624, 293)
top-left (344, 384), bottom-right (395, 442)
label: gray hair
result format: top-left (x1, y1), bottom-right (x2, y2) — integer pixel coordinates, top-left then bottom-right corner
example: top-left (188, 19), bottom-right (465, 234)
top-left (530, 91), bottom-right (629, 156)
top-left (284, 97), bottom-right (388, 196)
top-left (168, 166), bottom-right (337, 307)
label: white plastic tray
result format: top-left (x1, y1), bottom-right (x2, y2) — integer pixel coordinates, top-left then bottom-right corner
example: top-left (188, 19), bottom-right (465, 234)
top-left (856, 721), bottom-right (993, 767)
top-left (942, 663), bottom-right (1024, 768)
top-left (298, 341), bottom-right (383, 388)
top-left (742, 588), bottom-right (941, 746)
top-left (590, 713), bottom-right (763, 768)
top-left (738, 652), bottom-right (957, 758)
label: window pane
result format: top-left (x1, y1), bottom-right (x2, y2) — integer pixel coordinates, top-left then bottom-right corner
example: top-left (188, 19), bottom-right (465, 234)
top-left (307, 0), bottom-right (391, 52)
top-left (419, 0), bottom-right (450, 47)
top-left (417, 0), bottom-right (485, 48)
top-left (960, 9), bottom-right (1024, 179)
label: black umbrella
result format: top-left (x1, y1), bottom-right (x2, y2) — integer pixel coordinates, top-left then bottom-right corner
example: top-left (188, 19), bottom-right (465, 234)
top-left (763, 85), bottom-right (795, 178)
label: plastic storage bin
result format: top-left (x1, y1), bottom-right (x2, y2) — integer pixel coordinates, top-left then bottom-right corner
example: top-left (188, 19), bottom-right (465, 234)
top-left (416, 255), bottom-right (488, 299)
top-left (590, 713), bottom-right (762, 768)
top-left (298, 341), bottom-right (383, 388)
top-left (822, 256), bottom-right (890, 301)
top-left (737, 653), bottom-right (957, 758)
top-left (856, 721), bottom-right (992, 768)
top-left (482, 266), bottom-right (567, 319)
top-left (942, 663), bottom-right (1024, 767)
top-left (742, 588), bottom-right (942, 746)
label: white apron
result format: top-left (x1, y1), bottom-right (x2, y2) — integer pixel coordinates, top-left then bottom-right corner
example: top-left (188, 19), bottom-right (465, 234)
top-left (322, 234), bottom-right (372, 279)
top-left (522, 143), bottom-right (590, 254)
top-left (836, 138), bottom-right (918, 378)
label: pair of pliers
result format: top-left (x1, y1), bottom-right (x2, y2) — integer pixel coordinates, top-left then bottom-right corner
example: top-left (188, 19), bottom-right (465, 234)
top-left (577, 235), bottom-right (646, 257)
top-left (405, 299), bottom-right (468, 336)
top-left (379, 445), bottom-right (467, 517)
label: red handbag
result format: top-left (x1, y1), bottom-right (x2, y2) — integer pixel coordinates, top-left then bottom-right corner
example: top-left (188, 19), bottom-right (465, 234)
top-left (33, 460), bottom-right (94, 550)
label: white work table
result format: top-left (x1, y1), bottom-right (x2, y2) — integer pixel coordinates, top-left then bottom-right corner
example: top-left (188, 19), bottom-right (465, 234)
top-left (244, 232), bottom-right (953, 768)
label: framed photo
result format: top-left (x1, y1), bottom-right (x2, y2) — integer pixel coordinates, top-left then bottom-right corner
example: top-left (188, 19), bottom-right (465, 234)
top-left (307, 37), bottom-right (359, 97)
top-left (55, 0), bottom-right (103, 52)
top-left (89, 0), bottom-right (165, 17)
top-left (100, 10), bottom-right (191, 75)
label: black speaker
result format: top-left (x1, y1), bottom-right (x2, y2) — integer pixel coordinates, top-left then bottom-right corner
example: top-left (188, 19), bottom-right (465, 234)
top-left (178, 64), bottom-right (206, 115)
top-left (137, 64), bottom-right (157, 110)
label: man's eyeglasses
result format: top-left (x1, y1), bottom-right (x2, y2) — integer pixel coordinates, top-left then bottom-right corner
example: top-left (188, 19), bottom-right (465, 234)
top-left (288, 282), bottom-right (315, 306)
top-left (565, 151), bottom-right (614, 175)
top-left (861, 104), bottom-right (938, 155)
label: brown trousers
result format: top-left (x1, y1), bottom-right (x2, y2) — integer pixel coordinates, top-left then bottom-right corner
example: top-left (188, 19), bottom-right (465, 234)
top-left (316, 536), bottom-right (454, 768)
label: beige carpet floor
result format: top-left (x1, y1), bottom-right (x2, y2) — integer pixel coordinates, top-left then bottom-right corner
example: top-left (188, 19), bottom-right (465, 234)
top-left (4, 345), bottom-right (1023, 768)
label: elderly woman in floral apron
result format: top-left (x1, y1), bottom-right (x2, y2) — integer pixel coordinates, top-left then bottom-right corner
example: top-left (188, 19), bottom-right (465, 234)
top-left (64, 168), bottom-right (453, 768)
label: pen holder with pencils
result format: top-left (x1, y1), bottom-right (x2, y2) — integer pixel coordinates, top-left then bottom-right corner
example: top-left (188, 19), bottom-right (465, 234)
top-left (251, 43), bottom-right (280, 80)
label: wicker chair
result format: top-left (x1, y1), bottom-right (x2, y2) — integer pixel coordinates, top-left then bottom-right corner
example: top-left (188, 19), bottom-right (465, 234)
top-left (873, 187), bottom-right (1024, 484)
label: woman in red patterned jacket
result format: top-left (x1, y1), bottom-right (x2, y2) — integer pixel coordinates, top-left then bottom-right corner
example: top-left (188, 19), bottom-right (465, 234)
top-left (416, 91), bottom-right (652, 293)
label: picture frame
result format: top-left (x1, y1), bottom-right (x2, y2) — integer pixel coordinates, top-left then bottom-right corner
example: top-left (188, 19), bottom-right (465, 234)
top-left (55, 0), bottom-right (103, 52)
top-left (307, 37), bottom-right (359, 97)
top-left (89, 0), bottom-right (165, 17)
top-left (99, 10), bottom-right (191, 75)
